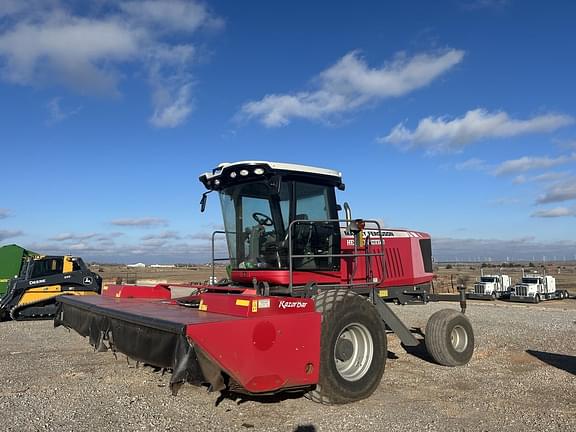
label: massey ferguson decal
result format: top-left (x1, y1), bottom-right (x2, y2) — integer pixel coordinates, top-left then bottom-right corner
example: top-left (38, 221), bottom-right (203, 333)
top-left (279, 300), bottom-right (308, 309)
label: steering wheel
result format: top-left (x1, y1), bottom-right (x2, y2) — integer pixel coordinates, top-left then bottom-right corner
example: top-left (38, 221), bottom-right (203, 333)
top-left (252, 212), bottom-right (273, 226)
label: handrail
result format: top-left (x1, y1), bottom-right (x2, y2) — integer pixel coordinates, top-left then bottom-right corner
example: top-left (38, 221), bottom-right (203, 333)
top-left (211, 230), bottom-right (233, 284)
top-left (287, 218), bottom-right (386, 293)
top-left (211, 220), bottom-right (388, 292)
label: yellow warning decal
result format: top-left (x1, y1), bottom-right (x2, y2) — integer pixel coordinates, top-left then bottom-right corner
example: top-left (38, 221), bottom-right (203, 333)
top-left (199, 299), bottom-right (208, 311)
top-left (251, 300), bottom-right (258, 313)
top-left (235, 299), bottom-right (250, 307)
top-left (378, 289), bottom-right (388, 298)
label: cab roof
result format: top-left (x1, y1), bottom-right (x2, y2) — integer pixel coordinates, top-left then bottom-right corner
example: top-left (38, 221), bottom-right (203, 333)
top-left (199, 161), bottom-right (344, 191)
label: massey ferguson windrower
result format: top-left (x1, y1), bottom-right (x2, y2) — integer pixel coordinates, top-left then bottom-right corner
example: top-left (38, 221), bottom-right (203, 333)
top-left (55, 161), bottom-right (474, 404)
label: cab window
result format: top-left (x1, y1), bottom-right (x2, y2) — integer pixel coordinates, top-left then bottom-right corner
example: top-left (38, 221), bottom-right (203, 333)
top-left (31, 258), bottom-right (63, 278)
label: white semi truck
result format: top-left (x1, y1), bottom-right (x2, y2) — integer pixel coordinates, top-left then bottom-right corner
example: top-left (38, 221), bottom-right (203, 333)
top-left (509, 270), bottom-right (569, 303)
top-left (467, 270), bottom-right (512, 300)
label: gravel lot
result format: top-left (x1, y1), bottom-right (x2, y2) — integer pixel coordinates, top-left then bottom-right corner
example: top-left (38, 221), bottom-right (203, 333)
top-left (1, 299), bottom-right (575, 432)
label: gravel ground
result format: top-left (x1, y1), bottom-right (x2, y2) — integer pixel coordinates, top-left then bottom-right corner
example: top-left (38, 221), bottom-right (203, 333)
top-left (1, 299), bottom-right (575, 432)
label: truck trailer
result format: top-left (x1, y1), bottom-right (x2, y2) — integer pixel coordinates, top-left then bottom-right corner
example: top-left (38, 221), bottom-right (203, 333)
top-left (509, 270), bottom-right (569, 303)
top-left (55, 161), bottom-right (474, 405)
top-left (467, 270), bottom-right (511, 300)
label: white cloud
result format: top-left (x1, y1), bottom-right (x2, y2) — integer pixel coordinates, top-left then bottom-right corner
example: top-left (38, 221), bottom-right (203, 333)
top-left (532, 172), bottom-right (571, 182)
top-left (493, 153), bottom-right (576, 175)
top-left (454, 158), bottom-right (487, 171)
top-left (536, 178), bottom-right (576, 204)
top-left (433, 236), bottom-right (576, 261)
top-left (0, 17), bottom-right (139, 94)
top-left (0, 1), bottom-right (222, 127)
top-left (531, 207), bottom-right (576, 218)
top-left (0, 208), bottom-right (10, 219)
top-left (513, 171), bottom-right (570, 185)
top-left (380, 109), bottom-right (574, 153)
top-left (512, 175), bottom-right (527, 185)
top-left (49, 232), bottom-right (98, 241)
top-left (111, 217), bottom-right (168, 227)
top-left (0, 229), bottom-right (23, 241)
top-left (240, 49), bottom-right (464, 127)
top-left (142, 230), bottom-right (181, 240)
top-left (25, 236), bottom-right (227, 264)
top-left (147, 44), bottom-right (196, 127)
top-left (46, 97), bottom-right (81, 124)
top-left (120, 0), bottom-right (224, 33)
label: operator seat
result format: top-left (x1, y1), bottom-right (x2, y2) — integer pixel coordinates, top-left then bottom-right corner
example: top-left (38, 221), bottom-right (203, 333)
top-left (292, 214), bottom-right (317, 269)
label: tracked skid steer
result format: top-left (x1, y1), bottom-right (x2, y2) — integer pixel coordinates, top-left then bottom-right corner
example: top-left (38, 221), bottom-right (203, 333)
top-left (1, 255), bottom-right (101, 320)
top-left (55, 161), bottom-right (474, 404)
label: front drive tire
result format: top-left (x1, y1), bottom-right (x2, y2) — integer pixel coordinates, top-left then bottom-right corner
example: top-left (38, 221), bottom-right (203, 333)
top-left (425, 309), bottom-right (474, 367)
top-left (306, 289), bottom-right (387, 405)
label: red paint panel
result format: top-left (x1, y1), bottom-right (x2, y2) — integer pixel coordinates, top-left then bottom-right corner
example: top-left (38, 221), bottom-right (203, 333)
top-left (231, 270), bottom-right (340, 285)
top-left (102, 284), bottom-right (172, 299)
top-left (198, 293), bottom-right (315, 318)
top-left (186, 311), bottom-right (321, 393)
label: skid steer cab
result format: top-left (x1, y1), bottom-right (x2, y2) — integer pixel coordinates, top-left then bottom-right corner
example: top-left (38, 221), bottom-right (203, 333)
top-left (56, 161), bottom-right (474, 405)
top-left (1, 255), bottom-right (101, 321)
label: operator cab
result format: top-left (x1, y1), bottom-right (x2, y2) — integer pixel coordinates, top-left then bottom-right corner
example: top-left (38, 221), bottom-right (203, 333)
top-left (200, 161), bottom-right (344, 272)
top-left (522, 277), bottom-right (542, 284)
top-left (480, 276), bottom-right (497, 283)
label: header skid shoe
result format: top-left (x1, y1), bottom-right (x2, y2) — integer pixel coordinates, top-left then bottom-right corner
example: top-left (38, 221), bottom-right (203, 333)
top-left (55, 293), bottom-right (321, 395)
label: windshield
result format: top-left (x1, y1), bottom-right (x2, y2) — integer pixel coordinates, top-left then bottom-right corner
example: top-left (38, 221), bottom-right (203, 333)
top-left (521, 277), bottom-right (541, 284)
top-left (480, 277), bottom-right (497, 283)
top-left (219, 179), bottom-right (339, 270)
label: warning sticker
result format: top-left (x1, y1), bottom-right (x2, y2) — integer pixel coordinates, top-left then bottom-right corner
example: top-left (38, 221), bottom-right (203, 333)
top-left (258, 299), bottom-right (271, 309)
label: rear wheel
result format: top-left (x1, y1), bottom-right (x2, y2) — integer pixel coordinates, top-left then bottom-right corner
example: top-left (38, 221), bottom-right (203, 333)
top-left (425, 309), bottom-right (474, 367)
top-left (564, 290), bottom-right (570, 299)
top-left (306, 289), bottom-right (386, 405)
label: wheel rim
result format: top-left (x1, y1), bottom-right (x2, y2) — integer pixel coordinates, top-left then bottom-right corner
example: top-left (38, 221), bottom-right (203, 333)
top-left (334, 323), bottom-right (374, 381)
top-left (450, 325), bottom-right (469, 353)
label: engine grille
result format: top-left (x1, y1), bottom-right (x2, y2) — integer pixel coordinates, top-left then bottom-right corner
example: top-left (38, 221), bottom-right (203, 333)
top-left (515, 285), bottom-right (528, 296)
top-left (474, 284), bottom-right (485, 294)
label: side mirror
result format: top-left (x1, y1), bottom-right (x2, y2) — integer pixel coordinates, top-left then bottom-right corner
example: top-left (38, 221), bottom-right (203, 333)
top-left (268, 175), bottom-right (282, 194)
top-left (200, 192), bottom-right (210, 213)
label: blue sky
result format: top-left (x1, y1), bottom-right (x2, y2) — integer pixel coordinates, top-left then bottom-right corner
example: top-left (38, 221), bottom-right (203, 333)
top-left (1, 0), bottom-right (575, 263)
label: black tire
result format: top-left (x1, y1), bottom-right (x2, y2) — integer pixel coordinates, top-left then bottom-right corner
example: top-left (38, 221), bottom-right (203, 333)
top-left (491, 292), bottom-right (496, 300)
top-left (534, 294), bottom-right (541, 304)
top-left (564, 290), bottom-right (570, 299)
top-left (425, 309), bottom-right (474, 367)
top-left (305, 289), bottom-right (386, 405)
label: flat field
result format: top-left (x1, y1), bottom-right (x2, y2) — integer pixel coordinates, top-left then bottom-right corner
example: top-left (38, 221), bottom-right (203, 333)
top-left (0, 300), bottom-right (574, 431)
top-left (94, 262), bottom-right (576, 295)
top-left (0, 263), bottom-right (574, 431)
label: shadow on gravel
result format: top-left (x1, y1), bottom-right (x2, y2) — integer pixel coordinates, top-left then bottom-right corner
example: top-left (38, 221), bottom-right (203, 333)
top-left (398, 327), bottom-right (436, 364)
top-left (293, 426), bottom-right (316, 432)
top-left (215, 389), bottom-right (308, 406)
top-left (526, 350), bottom-right (576, 375)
